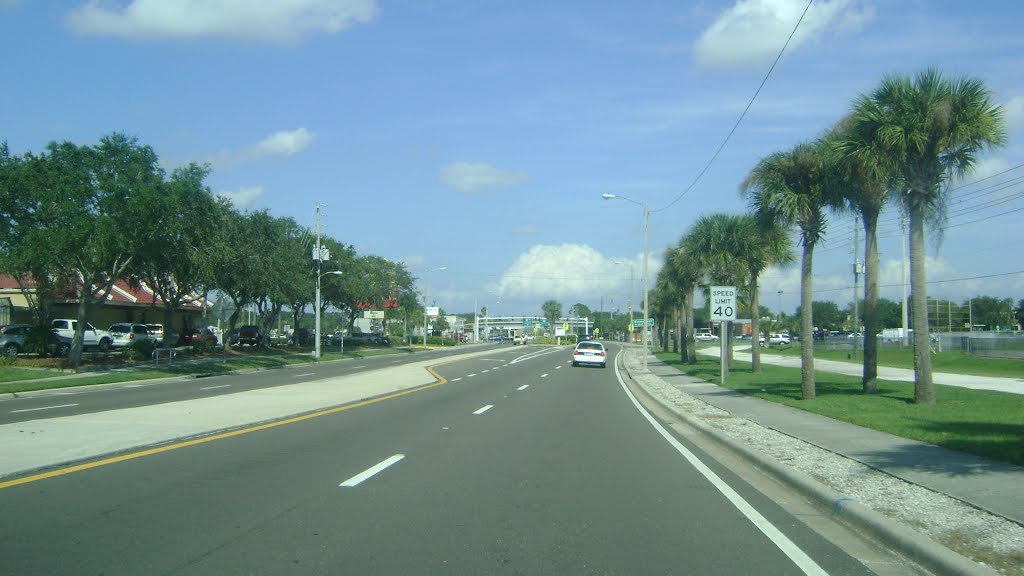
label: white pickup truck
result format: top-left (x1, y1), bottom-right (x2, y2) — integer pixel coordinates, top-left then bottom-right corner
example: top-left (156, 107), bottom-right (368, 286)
top-left (50, 319), bottom-right (113, 355)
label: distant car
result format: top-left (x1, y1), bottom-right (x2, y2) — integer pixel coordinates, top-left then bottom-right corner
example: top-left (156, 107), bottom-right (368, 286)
top-left (290, 328), bottom-right (312, 345)
top-left (768, 333), bottom-right (791, 345)
top-left (146, 324), bottom-right (165, 340)
top-left (513, 335), bottom-right (525, 345)
top-left (178, 327), bottom-right (218, 347)
top-left (571, 340), bottom-right (607, 368)
top-left (233, 325), bottom-right (262, 346)
top-left (0, 324), bottom-right (36, 357)
top-left (694, 332), bottom-right (719, 342)
top-left (108, 323), bottom-right (155, 349)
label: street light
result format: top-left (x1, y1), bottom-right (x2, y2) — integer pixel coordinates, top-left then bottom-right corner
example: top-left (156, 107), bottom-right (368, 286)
top-left (314, 270), bottom-right (343, 360)
top-left (614, 261), bottom-right (635, 341)
top-left (422, 266), bottom-right (446, 349)
top-left (603, 193), bottom-right (649, 369)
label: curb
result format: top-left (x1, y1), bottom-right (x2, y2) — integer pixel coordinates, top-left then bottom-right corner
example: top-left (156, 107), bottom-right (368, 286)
top-left (622, 354), bottom-right (1001, 576)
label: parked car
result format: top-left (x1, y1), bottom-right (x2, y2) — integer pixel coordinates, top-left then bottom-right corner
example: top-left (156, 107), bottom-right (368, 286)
top-left (694, 332), bottom-right (720, 342)
top-left (768, 333), bottom-right (791, 345)
top-left (178, 327), bottom-right (218, 347)
top-left (231, 325), bottom-right (262, 346)
top-left (0, 324), bottom-right (36, 357)
top-left (513, 335), bottom-right (525, 345)
top-left (108, 323), bottom-right (155, 349)
top-left (145, 324), bottom-right (165, 340)
top-left (571, 340), bottom-right (607, 368)
top-left (50, 319), bottom-right (112, 353)
top-left (290, 327), bottom-right (312, 346)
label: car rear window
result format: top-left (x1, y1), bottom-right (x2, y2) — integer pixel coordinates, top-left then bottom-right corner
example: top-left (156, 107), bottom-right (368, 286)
top-left (577, 342), bottom-right (603, 351)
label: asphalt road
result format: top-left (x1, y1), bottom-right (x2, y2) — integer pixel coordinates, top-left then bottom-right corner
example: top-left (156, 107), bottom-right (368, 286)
top-left (0, 345), bottom-right (493, 425)
top-left (0, 344), bottom-right (882, 575)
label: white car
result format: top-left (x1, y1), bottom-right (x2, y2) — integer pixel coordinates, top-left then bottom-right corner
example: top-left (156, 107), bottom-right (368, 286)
top-left (768, 333), bottom-right (791, 345)
top-left (694, 332), bottom-right (719, 342)
top-left (571, 341), bottom-right (607, 368)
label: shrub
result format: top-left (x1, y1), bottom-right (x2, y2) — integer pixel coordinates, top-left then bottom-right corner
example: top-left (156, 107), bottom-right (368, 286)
top-left (124, 339), bottom-right (157, 361)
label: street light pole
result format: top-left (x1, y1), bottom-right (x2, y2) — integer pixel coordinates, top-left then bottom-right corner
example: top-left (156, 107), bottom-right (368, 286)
top-left (421, 266), bottom-right (446, 349)
top-left (614, 261), bottom-right (635, 343)
top-left (603, 193), bottom-right (650, 369)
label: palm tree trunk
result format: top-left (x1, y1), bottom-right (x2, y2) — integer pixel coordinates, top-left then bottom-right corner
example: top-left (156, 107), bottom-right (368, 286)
top-left (686, 286), bottom-right (697, 364)
top-left (909, 208), bottom-right (935, 404)
top-left (750, 274), bottom-right (761, 372)
top-left (862, 212), bottom-right (880, 394)
top-left (800, 243), bottom-right (816, 400)
top-left (674, 304), bottom-right (681, 355)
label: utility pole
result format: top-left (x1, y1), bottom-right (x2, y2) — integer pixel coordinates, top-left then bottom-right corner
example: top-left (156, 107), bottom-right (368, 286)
top-left (314, 203), bottom-right (323, 360)
top-left (900, 215), bottom-right (909, 348)
top-left (853, 216), bottom-right (860, 359)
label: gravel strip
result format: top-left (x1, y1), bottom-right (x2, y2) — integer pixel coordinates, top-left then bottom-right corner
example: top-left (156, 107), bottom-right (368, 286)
top-left (624, 353), bottom-right (1024, 576)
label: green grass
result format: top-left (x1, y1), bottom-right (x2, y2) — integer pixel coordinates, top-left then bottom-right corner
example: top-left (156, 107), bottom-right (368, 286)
top-left (655, 351), bottom-right (1024, 467)
top-left (760, 344), bottom-right (1024, 378)
top-left (0, 346), bottom-right (425, 394)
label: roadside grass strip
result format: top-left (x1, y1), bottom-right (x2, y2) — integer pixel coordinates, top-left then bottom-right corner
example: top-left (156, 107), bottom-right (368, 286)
top-left (654, 352), bottom-right (1024, 467)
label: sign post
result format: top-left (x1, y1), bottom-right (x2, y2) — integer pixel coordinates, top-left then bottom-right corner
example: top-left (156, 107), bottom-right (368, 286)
top-left (710, 286), bottom-right (737, 384)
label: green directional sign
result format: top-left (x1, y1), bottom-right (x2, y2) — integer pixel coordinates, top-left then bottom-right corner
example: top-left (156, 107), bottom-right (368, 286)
top-left (632, 318), bottom-right (654, 327)
top-left (523, 319), bottom-right (533, 326)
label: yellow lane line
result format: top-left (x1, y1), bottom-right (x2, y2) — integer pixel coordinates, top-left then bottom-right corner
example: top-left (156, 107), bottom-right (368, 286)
top-left (0, 366), bottom-right (448, 490)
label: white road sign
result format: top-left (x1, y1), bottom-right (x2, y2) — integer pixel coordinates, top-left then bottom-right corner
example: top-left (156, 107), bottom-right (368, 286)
top-left (710, 286), bottom-right (737, 321)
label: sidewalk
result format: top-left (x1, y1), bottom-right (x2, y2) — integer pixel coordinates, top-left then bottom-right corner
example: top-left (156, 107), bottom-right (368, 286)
top-left (636, 355), bottom-right (1024, 525)
top-left (622, 349), bottom-right (1022, 576)
top-left (709, 346), bottom-right (1024, 395)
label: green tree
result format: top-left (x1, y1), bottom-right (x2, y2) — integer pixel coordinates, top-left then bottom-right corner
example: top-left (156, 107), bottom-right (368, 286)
top-left (969, 296), bottom-right (1015, 330)
top-left (734, 214), bottom-right (793, 372)
top-left (847, 68), bottom-right (1006, 403)
top-left (542, 300), bottom-right (562, 328)
top-left (831, 115), bottom-right (897, 394)
top-left (24, 134), bottom-right (163, 366)
top-left (743, 140), bottom-right (839, 400)
top-left (1014, 299), bottom-right (1024, 328)
top-left (664, 243), bottom-right (702, 364)
top-left (136, 163), bottom-right (224, 350)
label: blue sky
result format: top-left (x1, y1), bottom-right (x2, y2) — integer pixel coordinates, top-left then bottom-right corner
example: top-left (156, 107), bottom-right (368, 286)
top-left (3, 0), bottom-right (1023, 318)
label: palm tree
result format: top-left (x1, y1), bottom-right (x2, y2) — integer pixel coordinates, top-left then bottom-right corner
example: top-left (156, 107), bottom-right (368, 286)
top-left (735, 214), bottom-right (794, 372)
top-left (742, 141), bottom-right (838, 400)
top-left (664, 243), bottom-right (702, 364)
top-left (829, 116), bottom-right (896, 394)
top-left (845, 69), bottom-right (1006, 404)
top-left (680, 213), bottom-right (747, 373)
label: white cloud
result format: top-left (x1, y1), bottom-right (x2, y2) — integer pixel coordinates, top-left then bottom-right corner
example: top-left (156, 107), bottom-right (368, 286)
top-left (440, 162), bottom-right (530, 193)
top-left (490, 245), bottom-right (658, 309)
top-left (253, 127), bottom-right (315, 157)
top-left (217, 185), bottom-right (264, 209)
top-left (206, 127), bottom-right (315, 169)
top-left (66, 0), bottom-right (376, 42)
top-left (694, 0), bottom-right (874, 70)
top-left (1003, 96), bottom-right (1024, 131)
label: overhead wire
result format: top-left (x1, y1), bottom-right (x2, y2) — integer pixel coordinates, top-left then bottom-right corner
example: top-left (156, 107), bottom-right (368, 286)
top-left (652, 0), bottom-right (815, 215)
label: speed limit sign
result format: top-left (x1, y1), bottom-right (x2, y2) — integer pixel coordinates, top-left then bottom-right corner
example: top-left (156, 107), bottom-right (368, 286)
top-left (710, 286), bottom-right (736, 321)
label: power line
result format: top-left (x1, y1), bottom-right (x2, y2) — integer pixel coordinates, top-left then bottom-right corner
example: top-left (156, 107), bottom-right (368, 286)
top-left (653, 0), bottom-right (815, 214)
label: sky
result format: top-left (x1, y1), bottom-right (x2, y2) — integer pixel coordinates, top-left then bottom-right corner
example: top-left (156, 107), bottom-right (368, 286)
top-left (3, 0), bottom-right (1023, 319)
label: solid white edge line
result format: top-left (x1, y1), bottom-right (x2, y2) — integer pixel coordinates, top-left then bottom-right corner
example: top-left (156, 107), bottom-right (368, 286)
top-left (339, 454), bottom-right (405, 487)
top-left (612, 351), bottom-right (829, 576)
top-left (517, 385), bottom-right (529, 390)
top-left (200, 384), bottom-right (231, 391)
top-left (473, 405), bottom-right (493, 415)
top-left (292, 373), bottom-right (315, 378)
top-left (11, 403), bottom-right (80, 414)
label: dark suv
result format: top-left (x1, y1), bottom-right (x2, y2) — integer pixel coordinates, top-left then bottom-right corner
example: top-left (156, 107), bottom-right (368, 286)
top-left (233, 325), bottom-right (262, 346)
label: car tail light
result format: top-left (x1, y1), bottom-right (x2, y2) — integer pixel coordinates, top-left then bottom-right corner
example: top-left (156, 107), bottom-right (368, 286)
top-left (597, 351), bottom-right (605, 356)
top-left (129, 333), bottom-right (135, 340)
